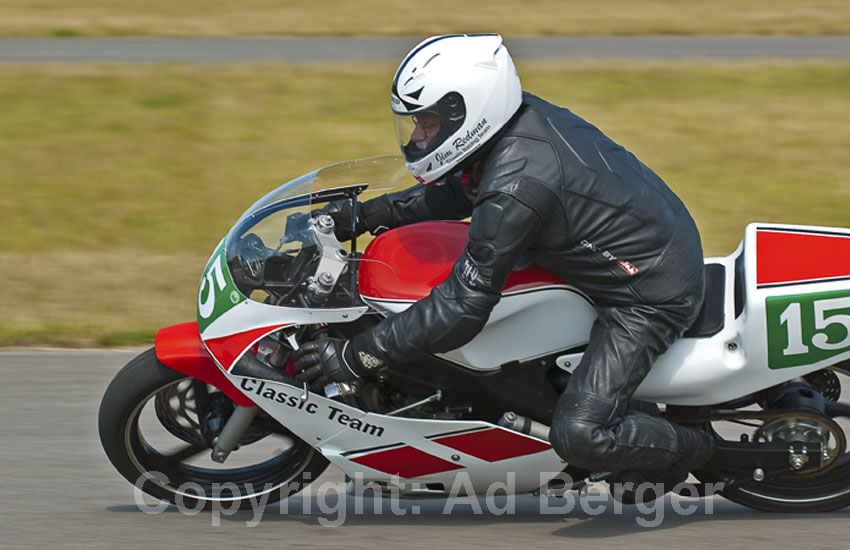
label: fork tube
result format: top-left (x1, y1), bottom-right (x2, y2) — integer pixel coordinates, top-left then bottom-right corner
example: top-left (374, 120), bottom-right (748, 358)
top-left (210, 405), bottom-right (259, 463)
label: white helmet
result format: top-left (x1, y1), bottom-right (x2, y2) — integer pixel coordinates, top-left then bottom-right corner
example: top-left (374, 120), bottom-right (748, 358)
top-left (392, 34), bottom-right (522, 184)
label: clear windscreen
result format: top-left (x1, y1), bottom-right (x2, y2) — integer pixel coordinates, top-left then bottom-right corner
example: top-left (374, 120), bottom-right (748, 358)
top-left (223, 155), bottom-right (413, 308)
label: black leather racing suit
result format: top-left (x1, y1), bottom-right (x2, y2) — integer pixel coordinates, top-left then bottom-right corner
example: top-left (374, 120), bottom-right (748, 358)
top-left (346, 92), bottom-right (715, 474)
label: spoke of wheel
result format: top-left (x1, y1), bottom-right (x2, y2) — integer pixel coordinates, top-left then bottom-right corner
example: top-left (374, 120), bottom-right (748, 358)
top-left (164, 441), bottom-right (210, 463)
top-left (190, 379), bottom-right (210, 417)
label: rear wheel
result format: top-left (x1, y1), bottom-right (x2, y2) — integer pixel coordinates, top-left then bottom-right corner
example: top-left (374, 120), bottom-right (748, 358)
top-left (99, 348), bottom-right (329, 511)
top-left (697, 362), bottom-right (850, 512)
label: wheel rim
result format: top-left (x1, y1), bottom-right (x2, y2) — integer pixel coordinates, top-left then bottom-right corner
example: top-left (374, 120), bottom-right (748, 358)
top-left (125, 377), bottom-right (318, 503)
top-left (704, 363), bottom-right (850, 506)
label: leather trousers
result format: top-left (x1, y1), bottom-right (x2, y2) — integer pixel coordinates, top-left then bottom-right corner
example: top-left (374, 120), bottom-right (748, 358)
top-left (549, 276), bottom-right (714, 474)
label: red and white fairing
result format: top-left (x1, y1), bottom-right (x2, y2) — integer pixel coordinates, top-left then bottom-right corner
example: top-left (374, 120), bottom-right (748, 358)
top-left (639, 222), bottom-right (850, 404)
top-left (357, 220), bottom-right (596, 370)
top-left (190, 156), bottom-right (850, 493)
top-left (189, 157), bottom-right (567, 493)
top-left (356, 217), bottom-right (850, 405)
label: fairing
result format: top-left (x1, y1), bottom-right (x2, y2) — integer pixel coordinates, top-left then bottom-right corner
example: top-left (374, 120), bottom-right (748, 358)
top-left (154, 322), bottom-right (255, 407)
top-left (637, 223), bottom-right (850, 404)
top-left (358, 220), bottom-right (568, 301)
top-left (184, 154), bottom-right (850, 493)
top-left (196, 156), bottom-right (413, 369)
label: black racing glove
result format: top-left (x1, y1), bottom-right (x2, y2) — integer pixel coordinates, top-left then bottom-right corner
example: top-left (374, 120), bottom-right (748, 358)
top-left (318, 201), bottom-right (366, 241)
top-left (293, 338), bottom-right (363, 392)
top-left (284, 201), bottom-right (367, 244)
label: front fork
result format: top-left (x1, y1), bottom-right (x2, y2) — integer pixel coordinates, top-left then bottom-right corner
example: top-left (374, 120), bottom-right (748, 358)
top-left (208, 327), bottom-right (331, 464)
top-left (210, 405), bottom-right (260, 463)
top-left (156, 321), bottom-right (355, 464)
top-left (207, 330), bottom-right (305, 464)
top-left (156, 321), bottom-right (265, 464)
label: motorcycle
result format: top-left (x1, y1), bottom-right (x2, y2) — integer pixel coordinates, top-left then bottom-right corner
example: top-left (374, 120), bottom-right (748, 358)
top-left (99, 155), bottom-right (850, 513)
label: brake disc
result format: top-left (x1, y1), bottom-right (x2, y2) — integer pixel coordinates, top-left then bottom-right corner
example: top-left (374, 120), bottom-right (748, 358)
top-left (154, 379), bottom-right (270, 446)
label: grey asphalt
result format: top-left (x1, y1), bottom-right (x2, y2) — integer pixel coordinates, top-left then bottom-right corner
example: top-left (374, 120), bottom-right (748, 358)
top-left (1, 349), bottom-right (847, 549)
top-left (1, 36), bottom-right (849, 63)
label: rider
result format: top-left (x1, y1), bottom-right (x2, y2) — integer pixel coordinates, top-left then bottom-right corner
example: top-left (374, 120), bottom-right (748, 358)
top-left (293, 33), bottom-right (715, 502)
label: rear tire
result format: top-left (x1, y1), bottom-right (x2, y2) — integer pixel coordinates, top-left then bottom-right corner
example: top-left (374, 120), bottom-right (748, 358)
top-left (99, 348), bottom-right (329, 511)
top-left (696, 362), bottom-right (850, 512)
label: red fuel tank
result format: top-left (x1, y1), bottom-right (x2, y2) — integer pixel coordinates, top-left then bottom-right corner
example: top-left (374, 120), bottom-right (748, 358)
top-left (357, 221), bottom-right (566, 301)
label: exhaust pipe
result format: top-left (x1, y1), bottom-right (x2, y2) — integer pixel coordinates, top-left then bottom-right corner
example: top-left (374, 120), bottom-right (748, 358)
top-left (498, 411), bottom-right (551, 442)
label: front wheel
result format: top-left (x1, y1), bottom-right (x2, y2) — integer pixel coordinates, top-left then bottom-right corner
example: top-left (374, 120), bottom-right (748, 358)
top-left (99, 348), bottom-right (329, 511)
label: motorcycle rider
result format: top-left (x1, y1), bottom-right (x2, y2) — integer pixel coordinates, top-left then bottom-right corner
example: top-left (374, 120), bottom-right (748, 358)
top-left (294, 33), bottom-right (715, 502)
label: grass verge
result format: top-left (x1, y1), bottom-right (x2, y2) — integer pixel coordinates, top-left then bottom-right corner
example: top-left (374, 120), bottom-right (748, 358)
top-left (2, 1), bottom-right (850, 37)
top-left (1, 61), bottom-right (848, 346)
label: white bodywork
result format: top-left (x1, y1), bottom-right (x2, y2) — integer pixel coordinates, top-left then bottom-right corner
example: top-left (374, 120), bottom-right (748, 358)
top-left (363, 223), bottom-right (850, 405)
top-left (230, 375), bottom-right (565, 494)
top-left (200, 221), bottom-right (850, 493)
top-left (364, 285), bottom-right (596, 371)
top-left (641, 223), bottom-right (850, 404)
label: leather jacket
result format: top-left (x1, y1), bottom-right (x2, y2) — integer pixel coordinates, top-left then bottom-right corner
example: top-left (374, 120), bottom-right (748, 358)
top-left (347, 92), bottom-right (705, 368)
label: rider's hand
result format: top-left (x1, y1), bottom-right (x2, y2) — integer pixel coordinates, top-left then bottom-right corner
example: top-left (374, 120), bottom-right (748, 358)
top-left (285, 202), bottom-right (365, 243)
top-left (318, 201), bottom-right (363, 241)
top-left (294, 338), bottom-right (362, 392)
top-left (283, 212), bottom-right (311, 243)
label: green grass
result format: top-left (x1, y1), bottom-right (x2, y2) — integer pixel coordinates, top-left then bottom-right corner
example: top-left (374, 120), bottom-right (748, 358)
top-left (1, 61), bottom-right (848, 346)
top-left (2, 0), bottom-right (850, 37)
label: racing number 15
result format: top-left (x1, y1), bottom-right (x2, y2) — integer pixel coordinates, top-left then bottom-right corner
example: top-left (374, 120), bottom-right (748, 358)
top-left (769, 291), bottom-right (850, 369)
top-left (779, 297), bottom-right (850, 355)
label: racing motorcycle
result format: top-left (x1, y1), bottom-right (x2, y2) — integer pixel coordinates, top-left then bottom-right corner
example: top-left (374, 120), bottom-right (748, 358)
top-left (99, 155), bottom-right (850, 512)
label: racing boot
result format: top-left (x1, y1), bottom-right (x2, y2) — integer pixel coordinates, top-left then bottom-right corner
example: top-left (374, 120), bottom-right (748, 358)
top-left (610, 424), bottom-right (715, 504)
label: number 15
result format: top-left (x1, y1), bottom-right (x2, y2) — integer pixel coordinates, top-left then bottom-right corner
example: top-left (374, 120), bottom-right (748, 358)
top-left (779, 297), bottom-right (850, 356)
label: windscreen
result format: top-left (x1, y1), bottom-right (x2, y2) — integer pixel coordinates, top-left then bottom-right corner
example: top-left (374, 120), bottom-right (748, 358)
top-left (222, 156), bottom-right (413, 309)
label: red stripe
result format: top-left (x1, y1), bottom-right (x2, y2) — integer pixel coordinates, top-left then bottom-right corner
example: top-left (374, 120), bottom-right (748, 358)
top-left (757, 230), bottom-right (850, 285)
top-left (432, 427), bottom-right (551, 462)
top-left (351, 445), bottom-right (464, 478)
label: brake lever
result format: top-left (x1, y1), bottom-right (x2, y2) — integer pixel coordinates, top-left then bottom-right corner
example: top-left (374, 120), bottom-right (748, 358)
top-left (282, 330), bottom-right (311, 404)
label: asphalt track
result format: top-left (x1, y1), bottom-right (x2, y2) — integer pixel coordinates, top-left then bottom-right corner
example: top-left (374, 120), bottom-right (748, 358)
top-left (2, 349), bottom-right (848, 549)
top-left (1, 36), bottom-right (850, 62)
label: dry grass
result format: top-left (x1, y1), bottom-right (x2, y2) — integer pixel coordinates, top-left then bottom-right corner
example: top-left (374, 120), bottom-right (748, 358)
top-left (0, 251), bottom-right (208, 347)
top-left (2, 0), bottom-right (850, 37)
top-left (1, 61), bottom-right (848, 345)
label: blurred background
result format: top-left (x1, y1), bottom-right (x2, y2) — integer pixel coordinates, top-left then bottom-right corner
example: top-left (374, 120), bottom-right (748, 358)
top-left (1, 1), bottom-right (848, 347)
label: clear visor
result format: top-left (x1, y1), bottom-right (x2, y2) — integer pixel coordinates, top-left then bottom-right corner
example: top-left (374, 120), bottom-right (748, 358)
top-left (394, 111), bottom-right (444, 162)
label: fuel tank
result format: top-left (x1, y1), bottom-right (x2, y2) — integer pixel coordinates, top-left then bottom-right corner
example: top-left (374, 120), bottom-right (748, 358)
top-left (357, 221), bottom-right (596, 371)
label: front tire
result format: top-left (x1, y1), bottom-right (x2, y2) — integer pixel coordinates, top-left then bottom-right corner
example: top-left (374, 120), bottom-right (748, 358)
top-left (99, 348), bottom-right (329, 511)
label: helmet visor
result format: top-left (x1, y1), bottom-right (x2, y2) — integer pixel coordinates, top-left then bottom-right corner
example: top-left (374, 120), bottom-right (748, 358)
top-left (394, 111), bottom-right (445, 163)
